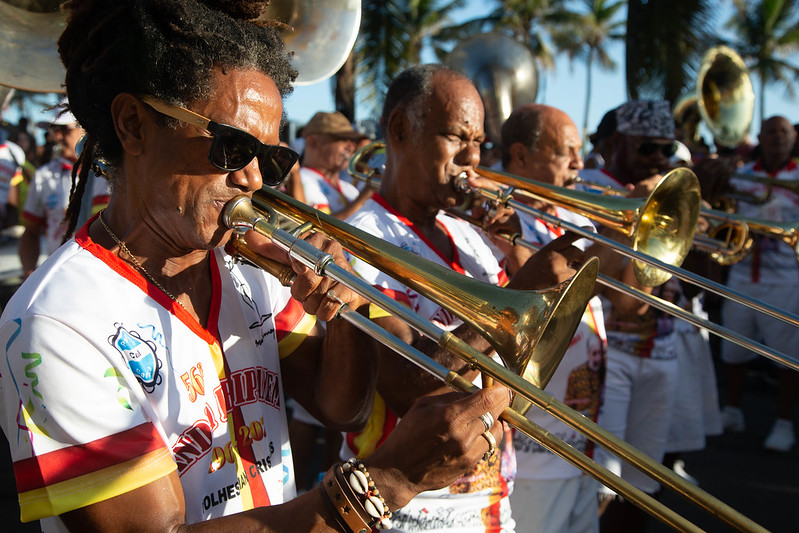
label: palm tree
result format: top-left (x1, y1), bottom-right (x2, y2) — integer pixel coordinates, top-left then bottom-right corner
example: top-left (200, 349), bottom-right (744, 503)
top-left (354, 0), bottom-right (468, 119)
top-left (625, 0), bottom-right (715, 104)
top-left (550, 0), bottom-right (626, 154)
top-left (726, 0), bottom-right (799, 124)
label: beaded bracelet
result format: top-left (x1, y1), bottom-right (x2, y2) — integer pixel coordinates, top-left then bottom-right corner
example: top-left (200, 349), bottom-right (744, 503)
top-left (343, 458), bottom-right (393, 530)
top-left (320, 460), bottom-right (394, 532)
top-left (320, 464), bottom-right (371, 533)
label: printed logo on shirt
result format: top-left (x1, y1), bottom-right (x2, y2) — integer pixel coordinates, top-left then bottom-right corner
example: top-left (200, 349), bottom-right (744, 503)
top-left (108, 324), bottom-right (163, 393)
top-left (226, 258), bottom-right (275, 346)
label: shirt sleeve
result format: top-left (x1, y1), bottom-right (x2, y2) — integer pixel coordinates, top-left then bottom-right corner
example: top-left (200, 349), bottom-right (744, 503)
top-left (0, 314), bottom-right (176, 522)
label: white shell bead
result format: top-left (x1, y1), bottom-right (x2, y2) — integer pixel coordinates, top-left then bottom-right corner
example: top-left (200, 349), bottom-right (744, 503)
top-left (364, 495), bottom-right (385, 517)
top-left (349, 469), bottom-right (369, 494)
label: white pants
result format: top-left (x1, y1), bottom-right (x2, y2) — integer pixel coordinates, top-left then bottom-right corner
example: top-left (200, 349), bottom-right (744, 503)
top-left (509, 476), bottom-right (599, 533)
top-left (666, 329), bottom-right (722, 453)
top-left (594, 346), bottom-right (679, 494)
top-left (721, 282), bottom-right (799, 364)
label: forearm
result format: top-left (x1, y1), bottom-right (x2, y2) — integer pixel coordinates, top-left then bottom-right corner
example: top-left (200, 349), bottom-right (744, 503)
top-left (313, 305), bottom-right (379, 429)
top-left (18, 228), bottom-right (40, 277)
top-left (374, 316), bottom-right (488, 416)
top-left (331, 188), bottom-right (374, 221)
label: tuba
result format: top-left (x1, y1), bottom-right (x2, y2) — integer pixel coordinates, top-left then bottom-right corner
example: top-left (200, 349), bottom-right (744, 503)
top-left (0, 0), bottom-right (362, 92)
top-left (0, 0), bottom-right (66, 93)
top-left (696, 45), bottom-right (755, 147)
top-left (260, 0), bottom-right (361, 86)
top-left (445, 33), bottom-right (538, 144)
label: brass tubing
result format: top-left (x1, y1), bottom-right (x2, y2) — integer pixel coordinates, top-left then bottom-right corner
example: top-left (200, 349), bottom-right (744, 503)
top-left (225, 192), bottom-right (769, 533)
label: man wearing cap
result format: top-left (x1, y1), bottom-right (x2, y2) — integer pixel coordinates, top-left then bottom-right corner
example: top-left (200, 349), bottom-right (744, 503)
top-left (19, 104), bottom-right (109, 277)
top-left (576, 101), bottom-right (692, 532)
top-left (297, 111), bottom-right (375, 220)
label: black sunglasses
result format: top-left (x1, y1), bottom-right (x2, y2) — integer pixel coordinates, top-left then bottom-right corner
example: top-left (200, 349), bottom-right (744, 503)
top-left (140, 96), bottom-right (298, 186)
top-left (637, 141), bottom-right (678, 158)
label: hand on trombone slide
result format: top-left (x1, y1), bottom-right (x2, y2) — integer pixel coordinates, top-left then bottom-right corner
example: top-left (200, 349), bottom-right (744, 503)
top-left (231, 226), bottom-right (371, 322)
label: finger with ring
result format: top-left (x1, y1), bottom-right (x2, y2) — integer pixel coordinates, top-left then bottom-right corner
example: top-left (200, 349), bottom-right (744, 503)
top-left (481, 430), bottom-right (497, 462)
top-left (478, 411), bottom-right (494, 432)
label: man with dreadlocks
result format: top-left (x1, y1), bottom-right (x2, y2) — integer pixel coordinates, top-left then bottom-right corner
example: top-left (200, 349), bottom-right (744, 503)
top-left (0, 1), bottom-right (510, 531)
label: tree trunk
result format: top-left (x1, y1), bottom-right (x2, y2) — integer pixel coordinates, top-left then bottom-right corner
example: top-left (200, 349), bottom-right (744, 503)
top-left (335, 49), bottom-right (356, 121)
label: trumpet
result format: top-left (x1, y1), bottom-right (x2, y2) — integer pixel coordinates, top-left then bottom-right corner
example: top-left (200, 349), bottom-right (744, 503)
top-left (724, 172), bottom-right (799, 205)
top-left (223, 190), bottom-right (768, 533)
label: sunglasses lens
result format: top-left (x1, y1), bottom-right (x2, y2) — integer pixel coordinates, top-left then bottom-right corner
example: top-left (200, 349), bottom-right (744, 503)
top-left (259, 146), bottom-right (299, 186)
top-left (209, 130), bottom-right (258, 171)
top-left (637, 142), bottom-right (677, 157)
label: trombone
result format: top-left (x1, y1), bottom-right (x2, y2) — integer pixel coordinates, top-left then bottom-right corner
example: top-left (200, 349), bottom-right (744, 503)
top-left (347, 142), bottom-right (799, 371)
top-left (569, 174), bottom-right (754, 266)
top-left (223, 190), bottom-right (769, 533)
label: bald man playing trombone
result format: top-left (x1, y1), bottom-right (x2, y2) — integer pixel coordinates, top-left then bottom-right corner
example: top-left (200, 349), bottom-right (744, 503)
top-left (339, 64), bottom-right (591, 532)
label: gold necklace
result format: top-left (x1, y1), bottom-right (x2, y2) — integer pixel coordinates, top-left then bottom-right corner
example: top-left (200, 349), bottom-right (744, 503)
top-left (98, 212), bottom-right (187, 310)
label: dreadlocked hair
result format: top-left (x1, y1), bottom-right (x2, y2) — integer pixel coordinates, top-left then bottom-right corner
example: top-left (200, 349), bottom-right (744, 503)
top-left (56, 0), bottom-right (297, 239)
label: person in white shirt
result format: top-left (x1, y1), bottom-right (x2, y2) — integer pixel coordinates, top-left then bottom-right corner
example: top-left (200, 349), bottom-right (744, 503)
top-left (19, 104), bottom-right (110, 277)
top-left (499, 103), bottom-right (607, 533)
top-left (719, 115), bottom-right (799, 453)
top-left (298, 111), bottom-right (375, 219)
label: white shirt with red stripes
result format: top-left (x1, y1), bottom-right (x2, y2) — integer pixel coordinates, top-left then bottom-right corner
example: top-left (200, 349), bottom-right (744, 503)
top-left (0, 219), bottom-right (315, 529)
top-left (727, 158), bottom-right (799, 285)
top-left (23, 157), bottom-right (110, 254)
top-left (342, 194), bottom-right (516, 533)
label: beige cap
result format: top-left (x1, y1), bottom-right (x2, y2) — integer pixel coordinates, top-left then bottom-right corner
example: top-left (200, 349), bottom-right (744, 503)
top-left (303, 111), bottom-right (367, 140)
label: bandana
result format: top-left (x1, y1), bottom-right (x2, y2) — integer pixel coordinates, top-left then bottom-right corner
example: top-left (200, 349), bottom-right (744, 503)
top-left (615, 100), bottom-right (675, 138)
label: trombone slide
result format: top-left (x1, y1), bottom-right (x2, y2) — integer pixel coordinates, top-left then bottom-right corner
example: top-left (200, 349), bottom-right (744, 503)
top-left (224, 193), bottom-right (769, 533)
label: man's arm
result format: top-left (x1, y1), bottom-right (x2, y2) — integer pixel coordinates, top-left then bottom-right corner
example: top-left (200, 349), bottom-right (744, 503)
top-left (59, 384), bottom-right (511, 532)
top-left (18, 220), bottom-right (43, 278)
top-left (329, 185), bottom-right (376, 221)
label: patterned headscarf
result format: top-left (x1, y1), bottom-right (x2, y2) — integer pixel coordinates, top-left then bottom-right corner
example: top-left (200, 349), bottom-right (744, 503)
top-left (615, 100), bottom-right (675, 139)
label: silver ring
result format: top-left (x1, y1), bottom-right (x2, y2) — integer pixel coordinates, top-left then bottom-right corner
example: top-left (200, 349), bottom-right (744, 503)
top-left (481, 430), bottom-right (497, 462)
top-left (478, 411), bottom-right (494, 432)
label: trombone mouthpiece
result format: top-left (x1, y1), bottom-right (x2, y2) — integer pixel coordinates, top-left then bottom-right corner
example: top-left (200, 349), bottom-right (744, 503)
top-left (223, 195), bottom-right (256, 232)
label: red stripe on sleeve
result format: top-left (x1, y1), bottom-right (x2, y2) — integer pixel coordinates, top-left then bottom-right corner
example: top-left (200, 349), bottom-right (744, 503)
top-left (14, 423), bottom-right (166, 492)
top-left (274, 297), bottom-right (308, 342)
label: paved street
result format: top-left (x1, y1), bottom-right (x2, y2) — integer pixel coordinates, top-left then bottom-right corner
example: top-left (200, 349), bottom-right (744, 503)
top-left (0, 233), bottom-right (796, 532)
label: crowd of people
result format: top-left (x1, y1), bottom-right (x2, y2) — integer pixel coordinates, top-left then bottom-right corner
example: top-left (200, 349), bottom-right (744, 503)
top-left (0, 1), bottom-right (796, 533)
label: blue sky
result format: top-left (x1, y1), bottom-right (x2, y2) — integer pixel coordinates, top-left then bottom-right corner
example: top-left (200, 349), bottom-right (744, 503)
top-left (283, 2), bottom-right (799, 146)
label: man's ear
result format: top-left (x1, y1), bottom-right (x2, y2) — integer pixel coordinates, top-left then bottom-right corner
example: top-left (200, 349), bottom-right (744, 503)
top-left (385, 108), bottom-right (409, 144)
top-left (508, 142), bottom-right (529, 167)
top-left (110, 93), bottom-right (147, 156)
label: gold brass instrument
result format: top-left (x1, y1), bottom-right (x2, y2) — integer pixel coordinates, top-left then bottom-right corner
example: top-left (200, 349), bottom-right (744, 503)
top-left (260, 0), bottom-right (361, 85)
top-left (692, 209), bottom-right (754, 265)
top-left (223, 191), bottom-right (769, 533)
top-left (444, 32), bottom-right (538, 145)
top-left (476, 165), bottom-right (702, 287)
top-left (696, 45), bottom-right (755, 148)
top-left (346, 144), bottom-right (799, 371)
top-left (246, 188), bottom-right (598, 415)
top-left (569, 175), bottom-right (754, 266)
